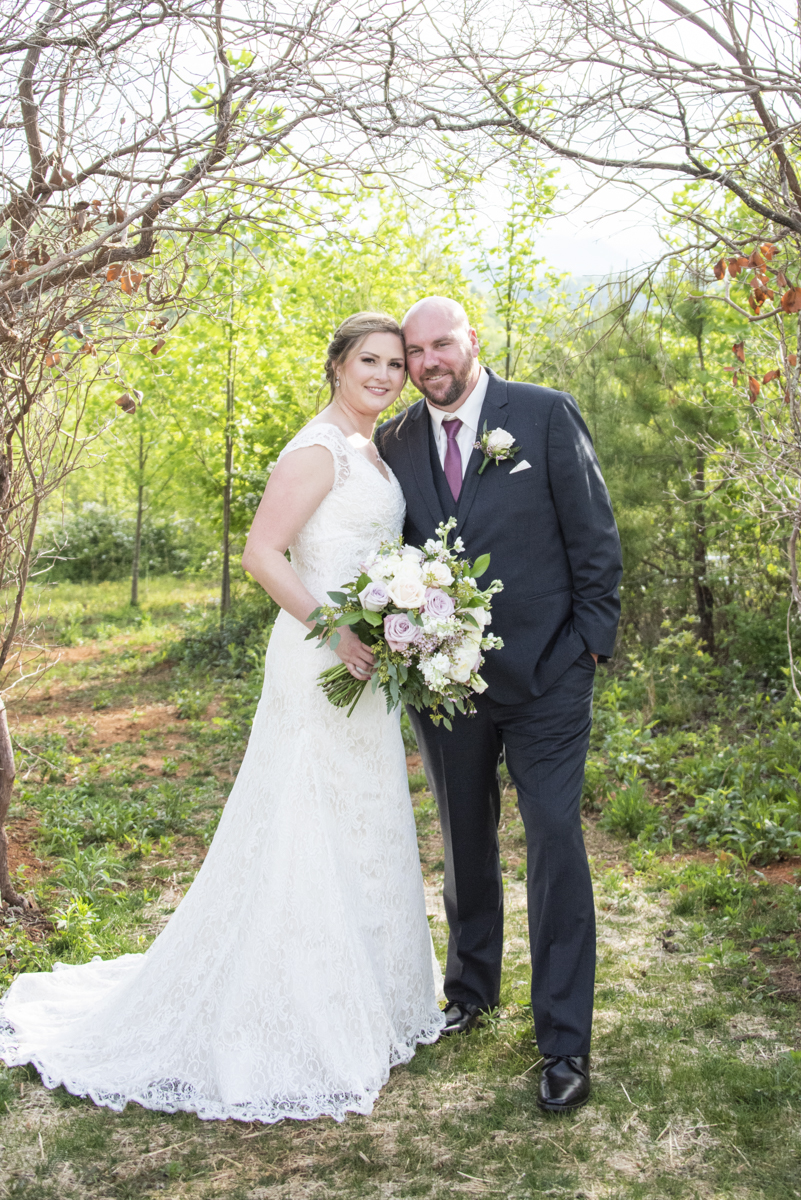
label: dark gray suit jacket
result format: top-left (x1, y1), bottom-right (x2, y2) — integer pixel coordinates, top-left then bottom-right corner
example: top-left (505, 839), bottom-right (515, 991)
top-left (376, 368), bottom-right (623, 705)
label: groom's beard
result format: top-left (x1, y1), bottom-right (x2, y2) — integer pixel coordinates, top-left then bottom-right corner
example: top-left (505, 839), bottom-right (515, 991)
top-left (417, 351), bottom-right (475, 408)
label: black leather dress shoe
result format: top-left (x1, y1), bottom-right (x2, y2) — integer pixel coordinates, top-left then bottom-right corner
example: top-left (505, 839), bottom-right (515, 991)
top-left (537, 1055), bottom-right (590, 1112)
top-left (440, 1000), bottom-right (483, 1035)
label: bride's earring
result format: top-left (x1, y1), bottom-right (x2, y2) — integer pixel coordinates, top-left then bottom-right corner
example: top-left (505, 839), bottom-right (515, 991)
top-left (335, 377), bottom-right (340, 388)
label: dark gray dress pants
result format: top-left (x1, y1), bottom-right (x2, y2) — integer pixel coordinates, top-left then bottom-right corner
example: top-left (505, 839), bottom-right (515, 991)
top-left (407, 650), bottom-right (597, 1056)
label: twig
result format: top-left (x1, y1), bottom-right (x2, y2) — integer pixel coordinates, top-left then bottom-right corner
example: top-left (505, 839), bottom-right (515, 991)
top-left (730, 1142), bottom-right (752, 1167)
top-left (620, 1081), bottom-right (634, 1105)
top-left (141, 1136), bottom-right (198, 1158)
top-left (516, 1056), bottom-right (543, 1078)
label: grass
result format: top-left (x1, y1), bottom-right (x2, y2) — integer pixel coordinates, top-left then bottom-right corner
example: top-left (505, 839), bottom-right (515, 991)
top-left (0, 579), bottom-right (799, 1199)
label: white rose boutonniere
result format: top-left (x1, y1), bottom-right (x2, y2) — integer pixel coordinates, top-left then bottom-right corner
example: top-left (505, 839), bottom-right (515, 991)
top-left (475, 422), bottom-right (520, 474)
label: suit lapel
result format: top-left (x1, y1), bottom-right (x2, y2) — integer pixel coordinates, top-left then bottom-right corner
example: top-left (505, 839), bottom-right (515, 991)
top-left (404, 400), bottom-right (446, 529)
top-left (455, 370), bottom-right (509, 537)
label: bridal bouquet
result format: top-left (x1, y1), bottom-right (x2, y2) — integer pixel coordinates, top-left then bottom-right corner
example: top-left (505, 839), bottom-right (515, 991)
top-left (306, 518), bottom-right (503, 728)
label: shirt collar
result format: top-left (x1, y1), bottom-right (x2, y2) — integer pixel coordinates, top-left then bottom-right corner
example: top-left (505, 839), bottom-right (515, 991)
top-left (426, 365), bottom-right (488, 435)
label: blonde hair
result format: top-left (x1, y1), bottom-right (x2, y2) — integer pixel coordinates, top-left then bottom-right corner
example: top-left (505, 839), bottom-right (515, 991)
top-left (324, 311), bottom-right (404, 401)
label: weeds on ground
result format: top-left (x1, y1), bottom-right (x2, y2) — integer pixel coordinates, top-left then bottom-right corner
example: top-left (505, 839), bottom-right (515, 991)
top-left (0, 581), bottom-right (799, 1199)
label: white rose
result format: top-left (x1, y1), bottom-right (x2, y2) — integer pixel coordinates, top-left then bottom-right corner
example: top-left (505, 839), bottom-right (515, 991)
top-left (468, 607), bottom-right (490, 628)
top-left (462, 623), bottom-right (483, 648)
top-left (387, 576), bottom-right (427, 609)
top-left (448, 640), bottom-right (480, 683)
top-left (471, 674), bottom-right (489, 694)
top-left (400, 545), bottom-right (425, 562)
top-left (369, 553), bottom-right (402, 581)
top-left (422, 560), bottom-right (454, 588)
top-left (486, 428), bottom-right (516, 453)
top-left (392, 557), bottom-right (424, 581)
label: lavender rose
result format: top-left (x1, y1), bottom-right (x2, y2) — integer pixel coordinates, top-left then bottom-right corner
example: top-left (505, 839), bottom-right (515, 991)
top-left (359, 580), bottom-right (390, 612)
top-left (422, 587), bottom-right (455, 619)
top-left (383, 612), bottom-right (418, 652)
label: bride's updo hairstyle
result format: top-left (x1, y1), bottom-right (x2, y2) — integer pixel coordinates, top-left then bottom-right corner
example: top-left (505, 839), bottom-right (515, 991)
top-left (324, 312), bottom-right (404, 402)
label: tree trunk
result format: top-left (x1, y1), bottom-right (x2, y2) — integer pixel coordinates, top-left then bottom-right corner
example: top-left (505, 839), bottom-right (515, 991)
top-left (220, 251), bottom-right (236, 619)
top-left (504, 258), bottom-right (513, 380)
top-left (0, 696), bottom-right (27, 909)
top-left (692, 445), bottom-right (715, 655)
top-left (131, 427), bottom-right (145, 607)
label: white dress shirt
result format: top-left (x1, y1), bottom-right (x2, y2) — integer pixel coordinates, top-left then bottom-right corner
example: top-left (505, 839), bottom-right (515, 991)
top-left (426, 366), bottom-right (489, 479)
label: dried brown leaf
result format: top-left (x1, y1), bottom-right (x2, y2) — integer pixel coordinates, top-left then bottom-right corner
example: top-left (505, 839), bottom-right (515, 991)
top-left (713, 259), bottom-right (726, 280)
top-left (115, 392), bottom-right (137, 414)
top-left (748, 375), bottom-right (760, 401)
top-left (762, 369), bottom-right (780, 384)
top-left (781, 287), bottom-right (801, 314)
top-left (733, 341), bottom-right (745, 363)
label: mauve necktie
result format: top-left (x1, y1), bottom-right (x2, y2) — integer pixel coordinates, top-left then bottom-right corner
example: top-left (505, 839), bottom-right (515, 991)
top-left (443, 417), bottom-right (463, 501)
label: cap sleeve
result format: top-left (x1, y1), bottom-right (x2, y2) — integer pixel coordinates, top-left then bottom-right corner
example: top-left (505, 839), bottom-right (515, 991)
top-left (276, 424), bottom-right (351, 490)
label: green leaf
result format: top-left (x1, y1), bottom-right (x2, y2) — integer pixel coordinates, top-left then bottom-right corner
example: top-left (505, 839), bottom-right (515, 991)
top-left (335, 612), bottom-right (366, 627)
top-left (361, 610), bottom-right (383, 626)
top-left (461, 612), bottom-right (480, 629)
top-left (329, 632), bottom-right (341, 651)
top-left (470, 553), bottom-right (491, 579)
top-left (355, 573), bottom-right (372, 592)
top-left (327, 591), bottom-right (349, 606)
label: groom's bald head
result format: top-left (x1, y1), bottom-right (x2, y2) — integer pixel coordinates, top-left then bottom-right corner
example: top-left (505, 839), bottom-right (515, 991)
top-left (402, 295), bottom-right (471, 333)
top-left (401, 296), bottom-right (480, 410)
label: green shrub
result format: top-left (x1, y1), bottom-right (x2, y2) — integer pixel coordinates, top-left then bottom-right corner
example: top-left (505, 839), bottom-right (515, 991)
top-left (40, 506), bottom-right (208, 583)
top-left (600, 778), bottom-right (660, 840)
top-left (174, 589), bottom-right (277, 675)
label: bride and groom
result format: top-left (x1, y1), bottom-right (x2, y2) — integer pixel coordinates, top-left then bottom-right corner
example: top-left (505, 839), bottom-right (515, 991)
top-left (0, 296), bottom-right (622, 1120)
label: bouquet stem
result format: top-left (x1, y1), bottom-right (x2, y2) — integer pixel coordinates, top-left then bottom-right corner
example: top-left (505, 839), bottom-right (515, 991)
top-left (318, 664), bottom-right (367, 717)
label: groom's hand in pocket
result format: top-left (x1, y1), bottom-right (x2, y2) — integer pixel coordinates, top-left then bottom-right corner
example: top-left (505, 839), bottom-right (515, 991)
top-left (335, 627), bottom-right (376, 680)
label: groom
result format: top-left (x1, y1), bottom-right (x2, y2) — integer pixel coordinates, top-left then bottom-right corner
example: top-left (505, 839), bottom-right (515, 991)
top-left (376, 297), bottom-right (622, 1112)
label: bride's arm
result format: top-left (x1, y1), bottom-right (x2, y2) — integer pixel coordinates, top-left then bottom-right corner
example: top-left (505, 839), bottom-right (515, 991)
top-left (242, 446), bottom-right (375, 679)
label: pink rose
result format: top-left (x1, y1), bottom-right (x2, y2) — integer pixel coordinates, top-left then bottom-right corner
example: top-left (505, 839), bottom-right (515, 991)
top-left (359, 580), bottom-right (390, 611)
top-left (422, 587), bottom-right (455, 619)
top-left (383, 612), bottom-right (418, 652)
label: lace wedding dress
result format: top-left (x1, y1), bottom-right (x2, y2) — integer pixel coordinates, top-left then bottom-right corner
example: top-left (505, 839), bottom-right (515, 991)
top-left (0, 423), bottom-right (444, 1123)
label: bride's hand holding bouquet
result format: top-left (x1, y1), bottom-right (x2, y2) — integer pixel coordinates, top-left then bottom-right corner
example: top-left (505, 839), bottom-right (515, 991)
top-left (306, 518), bottom-right (503, 728)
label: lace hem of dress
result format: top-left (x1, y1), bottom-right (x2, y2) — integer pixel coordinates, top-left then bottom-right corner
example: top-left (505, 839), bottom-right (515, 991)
top-left (0, 1013), bottom-right (444, 1124)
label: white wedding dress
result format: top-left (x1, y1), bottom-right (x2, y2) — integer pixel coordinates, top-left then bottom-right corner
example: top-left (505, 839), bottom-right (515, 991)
top-left (0, 423), bottom-right (444, 1123)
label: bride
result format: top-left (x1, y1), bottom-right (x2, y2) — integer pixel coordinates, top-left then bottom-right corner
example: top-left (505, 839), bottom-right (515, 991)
top-left (0, 311), bottom-right (444, 1123)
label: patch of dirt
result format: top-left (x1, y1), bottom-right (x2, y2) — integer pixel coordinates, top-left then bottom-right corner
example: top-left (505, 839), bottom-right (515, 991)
top-left (759, 957), bottom-right (801, 1001)
top-left (90, 703), bottom-right (181, 744)
top-left (1, 902), bottom-right (54, 939)
top-left (754, 858), bottom-right (801, 886)
top-left (5, 814), bottom-right (47, 883)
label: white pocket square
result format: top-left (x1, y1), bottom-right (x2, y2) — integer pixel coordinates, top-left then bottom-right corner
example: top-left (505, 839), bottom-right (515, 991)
top-left (508, 459), bottom-right (531, 474)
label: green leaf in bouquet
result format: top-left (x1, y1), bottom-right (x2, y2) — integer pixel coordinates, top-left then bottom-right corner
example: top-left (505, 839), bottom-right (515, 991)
top-left (304, 625), bottom-right (322, 641)
top-left (361, 610), bottom-right (383, 626)
top-left (444, 699), bottom-right (455, 715)
top-left (398, 663), bottom-right (408, 684)
top-left (461, 612), bottom-right (481, 629)
top-left (329, 631), bottom-right (341, 651)
top-left (406, 610), bottom-right (422, 626)
top-left (327, 590), bottom-right (350, 606)
top-left (335, 611), bottom-right (365, 627)
top-left (371, 674), bottom-right (380, 693)
top-left (389, 676), bottom-right (400, 704)
top-left (470, 553), bottom-right (491, 580)
top-left (307, 606), bottom-right (323, 621)
top-left (443, 717), bottom-right (453, 731)
top-left (355, 573), bottom-right (372, 592)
